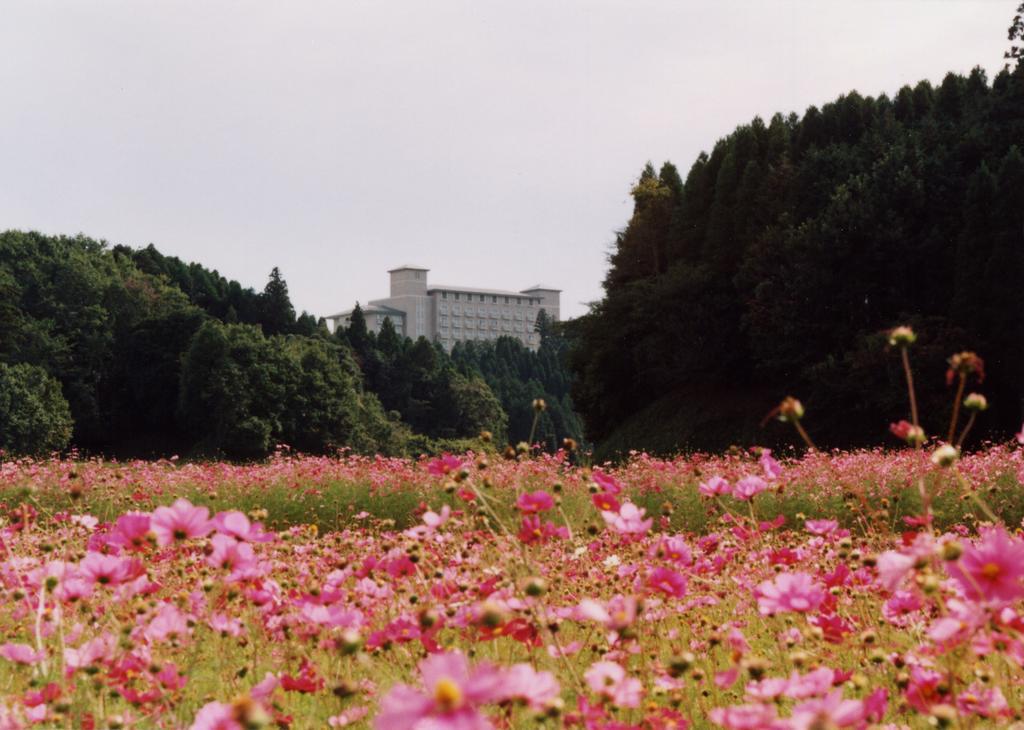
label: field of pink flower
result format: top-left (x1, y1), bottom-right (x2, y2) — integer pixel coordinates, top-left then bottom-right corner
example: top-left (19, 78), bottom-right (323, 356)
top-left (1, 443), bottom-right (1024, 729)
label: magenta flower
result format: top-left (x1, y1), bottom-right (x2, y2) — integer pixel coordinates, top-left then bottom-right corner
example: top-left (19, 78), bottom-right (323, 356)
top-left (583, 661), bottom-right (642, 708)
top-left (0, 643), bottom-right (45, 665)
top-left (375, 651), bottom-right (505, 730)
top-left (79, 552), bottom-right (143, 586)
top-left (189, 701), bottom-right (242, 730)
top-left (957, 681), bottom-right (1010, 719)
top-left (591, 491), bottom-right (621, 512)
top-left (206, 534), bottom-right (258, 577)
top-left (756, 572), bottom-right (825, 615)
top-left (502, 664), bottom-right (561, 711)
top-left (212, 511), bottom-right (274, 542)
top-left (515, 490), bottom-right (554, 513)
top-left (108, 512), bottom-right (153, 552)
top-left (759, 449), bottom-right (782, 480)
top-left (789, 689), bottom-right (865, 729)
top-left (646, 567), bottom-right (688, 598)
top-left (804, 519), bottom-right (838, 536)
top-left (699, 476), bottom-right (731, 497)
top-left (732, 476), bottom-right (768, 501)
top-left (591, 469), bottom-right (623, 495)
top-left (945, 525), bottom-right (1024, 604)
top-left (426, 454), bottom-right (463, 477)
top-left (601, 502), bottom-right (653, 536)
top-left (151, 499), bottom-right (212, 546)
top-left (875, 550), bottom-right (917, 592)
top-left (708, 703), bottom-right (782, 729)
top-left (517, 515), bottom-right (568, 544)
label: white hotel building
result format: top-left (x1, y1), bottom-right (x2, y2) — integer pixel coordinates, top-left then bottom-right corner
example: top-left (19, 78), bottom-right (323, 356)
top-left (327, 266), bottom-right (560, 351)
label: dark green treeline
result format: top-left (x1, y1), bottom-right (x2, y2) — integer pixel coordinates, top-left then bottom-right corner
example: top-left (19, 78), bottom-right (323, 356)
top-left (569, 65), bottom-right (1024, 459)
top-left (0, 232), bottom-right (582, 458)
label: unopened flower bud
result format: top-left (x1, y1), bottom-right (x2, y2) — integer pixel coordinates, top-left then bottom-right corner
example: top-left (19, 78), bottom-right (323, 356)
top-left (940, 541), bottom-right (963, 561)
top-left (777, 397), bottom-right (804, 423)
top-left (929, 704), bottom-right (957, 728)
top-left (931, 444), bottom-right (959, 468)
top-left (888, 326), bottom-right (917, 346)
top-left (339, 628), bottom-right (362, 655)
top-left (524, 577), bottom-right (547, 597)
top-left (668, 653), bottom-right (695, 677)
top-left (963, 393), bottom-right (988, 412)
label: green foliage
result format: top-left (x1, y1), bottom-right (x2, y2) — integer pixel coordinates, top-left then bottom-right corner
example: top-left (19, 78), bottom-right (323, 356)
top-left (0, 231), bottom-right (580, 458)
top-left (178, 321), bottom-right (399, 459)
top-left (259, 267), bottom-right (297, 336)
top-left (0, 363), bottom-right (73, 456)
top-left (571, 67), bottom-right (1024, 456)
top-left (451, 332), bottom-right (584, 449)
top-left (1008, 2), bottom-right (1024, 68)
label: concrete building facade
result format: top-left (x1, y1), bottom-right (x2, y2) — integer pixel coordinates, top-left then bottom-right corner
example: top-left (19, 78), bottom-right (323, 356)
top-left (326, 266), bottom-right (560, 351)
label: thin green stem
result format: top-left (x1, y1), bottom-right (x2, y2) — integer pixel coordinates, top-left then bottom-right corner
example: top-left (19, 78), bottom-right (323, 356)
top-left (900, 347), bottom-right (920, 429)
top-left (792, 420), bottom-right (818, 452)
top-left (956, 412), bottom-right (977, 450)
top-left (947, 373), bottom-right (966, 444)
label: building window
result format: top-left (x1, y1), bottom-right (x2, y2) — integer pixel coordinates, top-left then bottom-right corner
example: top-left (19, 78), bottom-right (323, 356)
top-left (442, 292), bottom-right (447, 299)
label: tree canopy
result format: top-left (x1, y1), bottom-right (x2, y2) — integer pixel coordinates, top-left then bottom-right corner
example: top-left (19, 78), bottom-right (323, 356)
top-left (569, 64), bottom-right (1024, 458)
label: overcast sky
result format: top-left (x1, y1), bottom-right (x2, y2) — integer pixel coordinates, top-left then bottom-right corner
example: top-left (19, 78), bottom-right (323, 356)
top-left (0, 1), bottom-right (1012, 319)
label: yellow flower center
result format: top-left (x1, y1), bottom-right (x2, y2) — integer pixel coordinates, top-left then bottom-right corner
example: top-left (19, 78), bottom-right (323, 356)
top-left (434, 678), bottom-right (463, 710)
top-left (981, 562), bottom-right (1002, 580)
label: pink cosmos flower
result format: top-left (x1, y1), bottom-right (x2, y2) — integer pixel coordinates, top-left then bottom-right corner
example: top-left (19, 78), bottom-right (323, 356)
top-left (957, 682), bottom-right (1009, 719)
top-left (875, 550), bottom-right (917, 592)
top-left (882, 590), bottom-right (924, 627)
top-left (206, 534), bottom-right (257, 575)
top-left (1015, 422), bottom-right (1023, 445)
top-left (591, 469), bottom-right (623, 495)
top-left (64, 633), bottom-right (116, 672)
top-left (577, 594), bottom-right (639, 632)
top-left (756, 572), bottom-right (825, 615)
top-left (708, 703), bottom-right (782, 729)
top-left (212, 511), bottom-right (274, 542)
top-left (789, 689), bottom-right (865, 729)
top-left (422, 505), bottom-right (451, 529)
top-left (732, 476), bottom-right (768, 501)
top-left (426, 454), bottom-right (463, 477)
top-left (783, 667), bottom-right (835, 699)
top-left (516, 490), bottom-right (554, 513)
top-left (329, 707), bottom-right (369, 727)
top-left (601, 502), bottom-right (653, 536)
top-left (804, 519), bottom-right (838, 536)
top-left (0, 643), bottom-right (45, 665)
top-left (79, 552), bottom-right (143, 586)
top-left (189, 701), bottom-right (241, 730)
top-left (503, 664), bottom-right (561, 710)
top-left (151, 499), bottom-right (212, 546)
top-left (591, 491), bottom-right (621, 512)
top-left (517, 515), bottom-right (569, 544)
top-left (945, 525), bottom-right (1024, 604)
top-left (759, 449), bottom-right (782, 480)
top-left (652, 535), bottom-right (693, 565)
top-left (107, 512), bottom-right (153, 552)
top-left (143, 602), bottom-right (192, 644)
top-left (583, 661), bottom-right (642, 708)
top-left (375, 651), bottom-right (505, 730)
top-left (646, 567), bottom-right (688, 598)
top-left (699, 476), bottom-right (731, 497)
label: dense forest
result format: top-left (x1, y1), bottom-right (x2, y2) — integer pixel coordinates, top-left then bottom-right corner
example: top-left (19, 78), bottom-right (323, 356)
top-left (569, 60), bottom-right (1024, 459)
top-left (0, 232), bottom-right (581, 459)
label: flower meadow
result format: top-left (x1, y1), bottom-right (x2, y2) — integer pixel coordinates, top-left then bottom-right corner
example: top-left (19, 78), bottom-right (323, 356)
top-left (0, 436), bottom-right (1023, 729)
